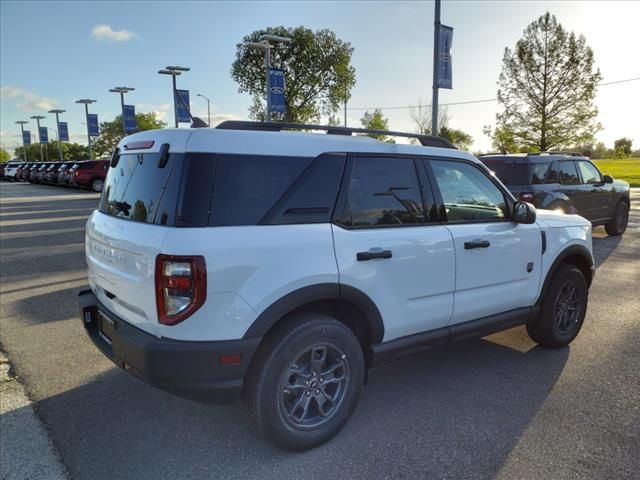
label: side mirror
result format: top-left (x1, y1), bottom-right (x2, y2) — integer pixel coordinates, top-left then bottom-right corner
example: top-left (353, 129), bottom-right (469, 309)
top-left (603, 174), bottom-right (614, 184)
top-left (513, 201), bottom-right (537, 224)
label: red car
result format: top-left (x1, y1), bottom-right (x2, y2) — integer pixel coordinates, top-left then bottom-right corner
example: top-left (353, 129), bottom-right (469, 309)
top-left (69, 160), bottom-right (109, 192)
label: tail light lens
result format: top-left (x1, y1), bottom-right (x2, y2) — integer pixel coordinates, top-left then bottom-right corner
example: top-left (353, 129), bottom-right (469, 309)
top-left (519, 192), bottom-right (535, 203)
top-left (155, 255), bottom-right (206, 326)
top-left (74, 171), bottom-right (80, 177)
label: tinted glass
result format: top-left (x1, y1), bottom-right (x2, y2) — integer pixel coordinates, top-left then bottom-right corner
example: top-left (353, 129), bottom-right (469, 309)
top-left (210, 155), bottom-right (311, 226)
top-left (577, 161), bottom-right (601, 184)
top-left (345, 156), bottom-right (424, 227)
top-left (483, 159), bottom-right (550, 185)
top-left (558, 161), bottom-right (580, 185)
top-left (431, 160), bottom-right (508, 222)
top-left (99, 153), bottom-right (181, 224)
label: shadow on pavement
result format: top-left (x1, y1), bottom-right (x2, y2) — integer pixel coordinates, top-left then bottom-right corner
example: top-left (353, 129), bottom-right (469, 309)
top-left (27, 329), bottom-right (568, 480)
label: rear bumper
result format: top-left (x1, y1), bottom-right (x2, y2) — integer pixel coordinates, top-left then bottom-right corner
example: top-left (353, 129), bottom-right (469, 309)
top-left (78, 289), bottom-right (260, 404)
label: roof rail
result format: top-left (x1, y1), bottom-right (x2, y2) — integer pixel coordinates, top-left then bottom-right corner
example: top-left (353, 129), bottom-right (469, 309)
top-left (526, 151), bottom-right (583, 157)
top-left (477, 152), bottom-right (510, 157)
top-left (216, 121), bottom-right (457, 149)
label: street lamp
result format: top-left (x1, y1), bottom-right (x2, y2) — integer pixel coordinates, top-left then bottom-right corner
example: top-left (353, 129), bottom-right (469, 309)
top-left (196, 93), bottom-right (211, 126)
top-left (109, 86), bottom-right (135, 134)
top-left (76, 99), bottom-right (97, 159)
top-left (15, 120), bottom-right (29, 161)
top-left (244, 34), bottom-right (290, 121)
top-left (48, 109), bottom-right (66, 161)
top-left (158, 65), bottom-right (190, 128)
top-left (30, 115), bottom-right (46, 162)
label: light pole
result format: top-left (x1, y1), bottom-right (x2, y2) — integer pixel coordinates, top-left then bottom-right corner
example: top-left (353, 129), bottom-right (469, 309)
top-left (158, 66), bottom-right (190, 128)
top-left (76, 99), bottom-right (96, 159)
top-left (109, 86), bottom-right (135, 134)
top-left (196, 93), bottom-right (211, 126)
top-left (48, 109), bottom-right (66, 161)
top-left (244, 34), bottom-right (290, 121)
top-left (15, 120), bottom-right (29, 161)
top-left (431, 0), bottom-right (441, 136)
top-left (30, 115), bottom-right (46, 162)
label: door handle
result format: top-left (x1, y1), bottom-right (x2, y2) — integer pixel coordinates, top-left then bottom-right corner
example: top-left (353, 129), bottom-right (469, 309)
top-left (356, 250), bottom-right (393, 261)
top-left (464, 240), bottom-right (491, 250)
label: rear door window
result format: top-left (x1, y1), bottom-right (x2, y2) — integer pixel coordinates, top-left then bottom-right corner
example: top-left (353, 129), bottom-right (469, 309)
top-left (558, 161), bottom-right (580, 185)
top-left (341, 156), bottom-right (425, 227)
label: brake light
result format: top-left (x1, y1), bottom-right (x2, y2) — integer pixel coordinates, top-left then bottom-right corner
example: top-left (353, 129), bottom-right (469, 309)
top-left (519, 192), bottom-right (535, 203)
top-left (155, 255), bottom-right (206, 325)
top-left (74, 171), bottom-right (80, 177)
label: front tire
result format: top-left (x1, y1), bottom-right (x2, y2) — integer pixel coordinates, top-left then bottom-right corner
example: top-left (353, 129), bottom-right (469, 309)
top-left (245, 313), bottom-right (364, 451)
top-left (90, 178), bottom-right (104, 193)
top-left (604, 201), bottom-right (629, 236)
top-left (527, 264), bottom-right (588, 348)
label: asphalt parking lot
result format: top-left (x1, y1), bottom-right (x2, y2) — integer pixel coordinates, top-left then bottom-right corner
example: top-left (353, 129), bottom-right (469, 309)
top-left (1, 182), bottom-right (638, 480)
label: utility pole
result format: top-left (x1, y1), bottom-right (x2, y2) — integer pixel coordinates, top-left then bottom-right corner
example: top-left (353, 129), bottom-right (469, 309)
top-left (431, 0), bottom-right (441, 136)
top-left (48, 109), bottom-right (66, 161)
top-left (15, 120), bottom-right (28, 161)
top-left (196, 93), bottom-right (211, 126)
top-left (109, 86), bottom-right (135, 134)
top-left (76, 99), bottom-right (96, 159)
top-left (30, 115), bottom-right (46, 162)
top-left (158, 66), bottom-right (190, 128)
top-left (244, 34), bottom-right (290, 122)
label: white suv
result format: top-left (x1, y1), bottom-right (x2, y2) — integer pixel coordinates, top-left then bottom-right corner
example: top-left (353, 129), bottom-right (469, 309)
top-left (79, 121), bottom-right (594, 450)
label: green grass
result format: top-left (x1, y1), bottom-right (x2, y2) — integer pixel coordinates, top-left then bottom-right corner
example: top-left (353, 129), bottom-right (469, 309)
top-left (593, 159), bottom-right (640, 187)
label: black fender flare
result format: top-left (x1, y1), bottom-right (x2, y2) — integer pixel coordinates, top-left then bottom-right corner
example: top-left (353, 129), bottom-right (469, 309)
top-left (537, 244), bottom-right (594, 306)
top-left (243, 283), bottom-right (384, 344)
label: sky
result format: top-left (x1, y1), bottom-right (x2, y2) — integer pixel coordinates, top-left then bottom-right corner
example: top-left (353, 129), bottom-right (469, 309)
top-left (1, 0), bottom-right (639, 155)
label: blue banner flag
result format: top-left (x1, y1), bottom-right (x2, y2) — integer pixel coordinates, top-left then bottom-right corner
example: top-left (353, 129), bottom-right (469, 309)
top-left (87, 114), bottom-right (99, 136)
top-left (39, 126), bottom-right (49, 144)
top-left (175, 89), bottom-right (191, 123)
top-left (437, 25), bottom-right (453, 89)
top-left (22, 130), bottom-right (31, 146)
top-left (269, 68), bottom-right (286, 113)
top-left (58, 122), bottom-right (69, 142)
top-left (123, 104), bottom-right (137, 133)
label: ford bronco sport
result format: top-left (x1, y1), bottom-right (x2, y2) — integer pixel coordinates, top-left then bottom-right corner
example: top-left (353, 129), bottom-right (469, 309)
top-left (79, 122), bottom-right (594, 450)
top-left (479, 153), bottom-right (630, 235)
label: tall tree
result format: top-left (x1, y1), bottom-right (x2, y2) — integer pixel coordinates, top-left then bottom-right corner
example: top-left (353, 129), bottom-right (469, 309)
top-left (231, 26), bottom-right (356, 123)
top-left (409, 98), bottom-right (449, 135)
top-left (14, 141), bottom-right (89, 162)
top-left (483, 124), bottom-right (520, 154)
top-left (93, 112), bottom-right (165, 157)
top-left (439, 126), bottom-right (473, 151)
top-left (0, 148), bottom-right (10, 162)
top-left (613, 137), bottom-right (632, 157)
top-left (360, 109), bottom-right (394, 143)
top-left (496, 12), bottom-right (601, 151)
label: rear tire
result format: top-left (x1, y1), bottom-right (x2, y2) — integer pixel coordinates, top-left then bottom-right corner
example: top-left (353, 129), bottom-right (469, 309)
top-left (245, 313), bottom-right (364, 451)
top-left (604, 201), bottom-right (629, 236)
top-left (527, 264), bottom-right (588, 348)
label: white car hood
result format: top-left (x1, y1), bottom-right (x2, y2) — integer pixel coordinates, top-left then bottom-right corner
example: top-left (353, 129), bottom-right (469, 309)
top-left (535, 209), bottom-right (591, 228)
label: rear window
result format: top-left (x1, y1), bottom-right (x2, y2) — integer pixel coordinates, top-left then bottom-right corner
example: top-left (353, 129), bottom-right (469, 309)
top-left (483, 159), bottom-right (550, 185)
top-left (99, 153), bottom-right (181, 224)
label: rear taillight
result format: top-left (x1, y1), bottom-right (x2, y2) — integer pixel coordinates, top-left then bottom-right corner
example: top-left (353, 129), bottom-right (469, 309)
top-left (74, 171), bottom-right (79, 177)
top-left (155, 255), bottom-right (206, 326)
top-left (519, 192), bottom-right (535, 203)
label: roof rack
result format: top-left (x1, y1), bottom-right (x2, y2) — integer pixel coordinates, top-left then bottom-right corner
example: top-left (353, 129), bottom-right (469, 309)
top-left (477, 152), bottom-right (510, 157)
top-left (216, 121), bottom-right (457, 149)
top-left (526, 151), bottom-right (583, 157)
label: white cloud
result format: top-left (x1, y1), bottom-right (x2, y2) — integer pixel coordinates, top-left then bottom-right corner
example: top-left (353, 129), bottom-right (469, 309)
top-left (136, 103), bottom-right (171, 122)
top-left (1, 86), bottom-right (58, 112)
top-left (91, 24), bottom-right (138, 42)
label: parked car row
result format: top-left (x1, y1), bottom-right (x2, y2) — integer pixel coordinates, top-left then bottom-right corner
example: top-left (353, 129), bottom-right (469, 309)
top-left (1, 160), bottom-right (109, 192)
